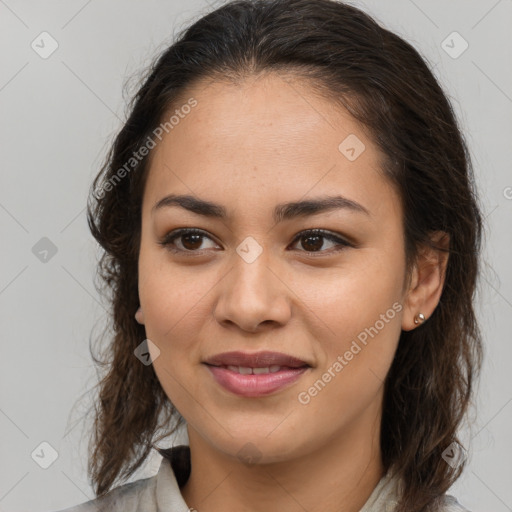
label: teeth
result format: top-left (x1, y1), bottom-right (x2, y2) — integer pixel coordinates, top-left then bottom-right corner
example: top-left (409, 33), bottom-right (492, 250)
top-left (252, 367), bottom-right (270, 374)
top-left (225, 365), bottom-right (284, 374)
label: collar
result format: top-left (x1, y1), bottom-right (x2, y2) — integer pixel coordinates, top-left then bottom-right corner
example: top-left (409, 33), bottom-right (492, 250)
top-left (154, 445), bottom-right (192, 511)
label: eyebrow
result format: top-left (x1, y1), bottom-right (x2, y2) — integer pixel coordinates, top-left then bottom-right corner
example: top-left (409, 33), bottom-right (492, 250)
top-left (152, 193), bottom-right (370, 223)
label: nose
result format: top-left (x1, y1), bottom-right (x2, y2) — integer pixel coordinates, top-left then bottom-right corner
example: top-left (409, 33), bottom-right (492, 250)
top-left (213, 247), bottom-right (292, 333)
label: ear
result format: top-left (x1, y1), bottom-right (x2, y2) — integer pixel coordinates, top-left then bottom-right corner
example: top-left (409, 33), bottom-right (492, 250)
top-left (135, 306), bottom-right (145, 325)
top-left (401, 231), bottom-right (450, 331)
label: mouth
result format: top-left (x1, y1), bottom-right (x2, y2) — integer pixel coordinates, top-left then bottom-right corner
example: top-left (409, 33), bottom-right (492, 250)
top-left (209, 364), bottom-right (301, 374)
top-left (203, 351), bottom-right (312, 397)
top-left (203, 350), bottom-right (311, 369)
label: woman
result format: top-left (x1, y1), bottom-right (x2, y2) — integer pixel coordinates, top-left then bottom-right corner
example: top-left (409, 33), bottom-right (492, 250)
top-left (56, 0), bottom-right (483, 510)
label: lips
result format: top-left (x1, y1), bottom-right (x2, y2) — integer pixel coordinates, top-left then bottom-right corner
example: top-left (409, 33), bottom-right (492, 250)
top-left (203, 350), bottom-right (310, 369)
top-left (203, 351), bottom-right (311, 397)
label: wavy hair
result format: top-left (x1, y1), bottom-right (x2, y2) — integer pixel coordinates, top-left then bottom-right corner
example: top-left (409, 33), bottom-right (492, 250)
top-left (83, 1), bottom-right (484, 510)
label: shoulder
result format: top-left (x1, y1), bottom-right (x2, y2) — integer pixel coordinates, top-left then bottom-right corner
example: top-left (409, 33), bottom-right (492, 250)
top-left (437, 494), bottom-right (472, 512)
top-left (53, 474), bottom-right (158, 512)
top-left (388, 473), bottom-right (473, 512)
top-left (53, 446), bottom-right (191, 512)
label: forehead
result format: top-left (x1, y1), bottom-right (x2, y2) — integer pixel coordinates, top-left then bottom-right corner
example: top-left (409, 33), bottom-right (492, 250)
top-left (143, 73), bottom-right (400, 222)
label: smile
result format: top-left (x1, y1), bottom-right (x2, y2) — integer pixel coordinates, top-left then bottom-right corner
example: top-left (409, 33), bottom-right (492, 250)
top-left (225, 365), bottom-right (282, 374)
top-left (205, 364), bottom-right (310, 397)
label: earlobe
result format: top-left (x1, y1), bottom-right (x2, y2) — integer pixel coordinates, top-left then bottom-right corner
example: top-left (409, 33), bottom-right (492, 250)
top-left (135, 306), bottom-right (145, 325)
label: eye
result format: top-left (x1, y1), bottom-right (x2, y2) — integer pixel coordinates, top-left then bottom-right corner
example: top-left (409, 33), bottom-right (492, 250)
top-left (158, 228), bottom-right (353, 256)
top-left (158, 228), bottom-right (220, 254)
top-left (289, 229), bottom-right (352, 255)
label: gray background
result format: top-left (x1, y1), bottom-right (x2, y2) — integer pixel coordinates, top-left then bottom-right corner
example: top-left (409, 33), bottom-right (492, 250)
top-left (1, 0), bottom-right (511, 511)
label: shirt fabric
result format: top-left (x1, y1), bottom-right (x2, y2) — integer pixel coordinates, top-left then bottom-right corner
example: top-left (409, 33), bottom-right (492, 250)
top-left (54, 445), bottom-right (472, 512)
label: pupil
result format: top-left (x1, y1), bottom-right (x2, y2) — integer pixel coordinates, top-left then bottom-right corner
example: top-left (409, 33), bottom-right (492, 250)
top-left (302, 235), bottom-right (322, 251)
top-left (182, 234), bottom-right (202, 250)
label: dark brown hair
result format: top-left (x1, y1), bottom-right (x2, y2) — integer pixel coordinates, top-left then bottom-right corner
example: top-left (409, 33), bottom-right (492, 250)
top-left (83, 1), bottom-right (484, 510)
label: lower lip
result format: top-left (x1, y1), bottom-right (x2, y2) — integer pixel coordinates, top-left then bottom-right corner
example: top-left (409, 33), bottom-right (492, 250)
top-left (205, 364), bottom-right (309, 397)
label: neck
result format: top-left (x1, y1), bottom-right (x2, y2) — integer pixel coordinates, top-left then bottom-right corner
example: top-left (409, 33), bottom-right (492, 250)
top-left (181, 398), bottom-right (385, 512)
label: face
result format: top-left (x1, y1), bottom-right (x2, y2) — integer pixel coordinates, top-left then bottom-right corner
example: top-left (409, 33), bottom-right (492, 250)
top-left (136, 73), bottom-right (409, 464)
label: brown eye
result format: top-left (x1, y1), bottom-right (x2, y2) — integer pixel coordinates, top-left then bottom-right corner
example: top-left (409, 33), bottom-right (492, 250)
top-left (159, 228), bottom-right (352, 256)
top-left (159, 228), bottom-right (219, 254)
top-left (179, 232), bottom-right (204, 251)
top-left (299, 233), bottom-right (323, 252)
top-left (290, 229), bottom-right (352, 254)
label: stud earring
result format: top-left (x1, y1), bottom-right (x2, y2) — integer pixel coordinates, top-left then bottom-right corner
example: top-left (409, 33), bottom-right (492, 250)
top-left (414, 312), bottom-right (426, 324)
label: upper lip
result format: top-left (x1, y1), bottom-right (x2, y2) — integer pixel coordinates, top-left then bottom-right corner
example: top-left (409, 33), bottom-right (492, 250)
top-left (204, 351), bottom-right (311, 368)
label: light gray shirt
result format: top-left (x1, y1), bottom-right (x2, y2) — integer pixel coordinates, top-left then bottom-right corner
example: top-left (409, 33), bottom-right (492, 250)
top-left (54, 445), bottom-right (472, 512)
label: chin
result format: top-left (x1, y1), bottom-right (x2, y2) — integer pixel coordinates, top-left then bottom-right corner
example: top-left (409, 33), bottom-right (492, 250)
top-left (199, 427), bottom-right (307, 466)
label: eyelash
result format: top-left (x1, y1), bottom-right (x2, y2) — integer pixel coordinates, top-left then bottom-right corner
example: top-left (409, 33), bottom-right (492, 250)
top-left (158, 228), bottom-right (353, 256)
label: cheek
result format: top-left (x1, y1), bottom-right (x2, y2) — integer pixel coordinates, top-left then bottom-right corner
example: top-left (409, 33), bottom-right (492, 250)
top-left (297, 276), bottom-right (402, 422)
top-left (138, 245), bottom-right (209, 336)
top-left (299, 254), bottom-right (404, 378)
top-left (138, 259), bottom-right (209, 410)
top-left (136, 251), bottom-right (218, 406)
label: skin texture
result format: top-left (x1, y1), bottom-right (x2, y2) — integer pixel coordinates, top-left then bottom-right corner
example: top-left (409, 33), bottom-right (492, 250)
top-left (135, 73), bottom-right (449, 512)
